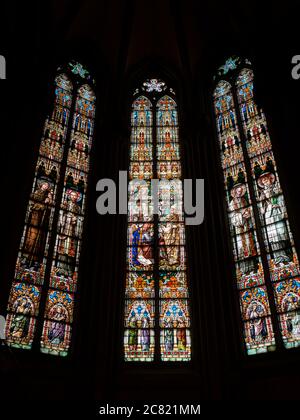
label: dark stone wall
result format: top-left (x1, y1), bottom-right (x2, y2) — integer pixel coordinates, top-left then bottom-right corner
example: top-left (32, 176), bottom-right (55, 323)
top-left (1, 0), bottom-right (300, 401)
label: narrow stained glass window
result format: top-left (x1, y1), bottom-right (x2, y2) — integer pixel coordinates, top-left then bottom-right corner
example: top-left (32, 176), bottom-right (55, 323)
top-left (236, 68), bottom-right (300, 350)
top-left (5, 73), bottom-right (73, 350)
top-left (213, 58), bottom-right (300, 354)
top-left (41, 84), bottom-right (96, 356)
top-left (124, 81), bottom-right (191, 362)
top-left (213, 80), bottom-right (275, 354)
top-left (157, 96), bottom-right (190, 361)
top-left (125, 96), bottom-right (155, 361)
top-left (5, 62), bottom-right (95, 356)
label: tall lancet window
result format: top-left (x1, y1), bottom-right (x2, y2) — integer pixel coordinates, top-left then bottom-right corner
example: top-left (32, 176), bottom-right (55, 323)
top-left (124, 79), bottom-right (191, 362)
top-left (213, 57), bottom-right (300, 354)
top-left (5, 62), bottom-right (96, 356)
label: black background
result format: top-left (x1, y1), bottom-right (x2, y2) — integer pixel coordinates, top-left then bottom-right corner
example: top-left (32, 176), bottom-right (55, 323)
top-left (0, 0), bottom-right (300, 402)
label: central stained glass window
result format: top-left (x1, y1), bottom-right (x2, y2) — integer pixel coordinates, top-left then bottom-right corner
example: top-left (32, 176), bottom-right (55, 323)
top-left (124, 80), bottom-right (191, 361)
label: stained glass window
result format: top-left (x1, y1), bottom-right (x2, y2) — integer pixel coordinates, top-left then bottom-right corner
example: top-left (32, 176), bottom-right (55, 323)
top-left (124, 83), bottom-right (191, 361)
top-left (40, 84), bottom-right (95, 356)
top-left (5, 63), bottom-right (95, 356)
top-left (213, 58), bottom-right (300, 354)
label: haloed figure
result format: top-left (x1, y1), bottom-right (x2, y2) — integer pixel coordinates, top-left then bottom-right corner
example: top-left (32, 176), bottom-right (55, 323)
top-left (248, 302), bottom-right (267, 342)
top-left (48, 304), bottom-right (67, 345)
top-left (177, 329), bottom-right (187, 351)
top-left (131, 223), bottom-right (153, 267)
top-left (128, 315), bottom-right (138, 350)
top-left (164, 329), bottom-right (174, 352)
top-left (159, 215), bottom-right (180, 266)
top-left (229, 183), bottom-right (256, 259)
top-left (57, 189), bottom-right (81, 273)
top-left (9, 297), bottom-right (32, 339)
top-left (24, 181), bottom-right (53, 260)
top-left (141, 316), bottom-right (150, 351)
top-left (286, 312), bottom-right (300, 338)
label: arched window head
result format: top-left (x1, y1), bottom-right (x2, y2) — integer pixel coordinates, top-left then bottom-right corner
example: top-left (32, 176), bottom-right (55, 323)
top-left (213, 57), bottom-right (300, 354)
top-left (5, 61), bottom-right (96, 356)
top-left (124, 79), bottom-right (191, 362)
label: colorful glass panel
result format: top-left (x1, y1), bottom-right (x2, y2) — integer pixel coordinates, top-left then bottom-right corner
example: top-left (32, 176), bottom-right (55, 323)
top-left (157, 96), bottom-right (191, 361)
top-left (6, 74), bottom-right (73, 349)
top-left (214, 79), bottom-right (275, 354)
top-left (125, 96), bottom-right (155, 361)
top-left (41, 84), bottom-right (95, 355)
top-left (237, 68), bottom-right (300, 349)
top-left (124, 92), bottom-right (191, 361)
